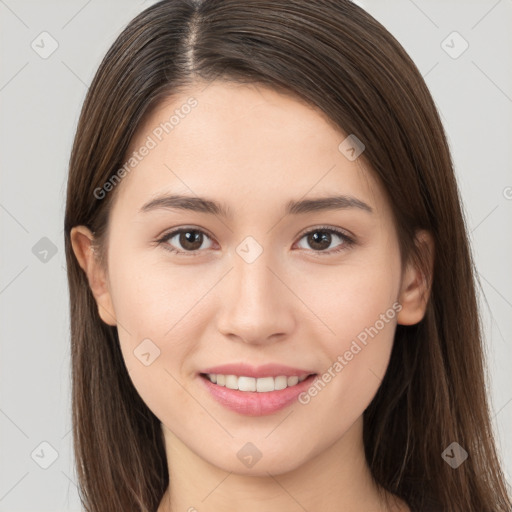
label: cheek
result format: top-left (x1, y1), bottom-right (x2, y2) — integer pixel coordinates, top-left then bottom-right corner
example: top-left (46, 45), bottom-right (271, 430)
top-left (295, 257), bottom-right (400, 412)
top-left (294, 251), bottom-right (400, 344)
top-left (108, 247), bottom-right (212, 339)
top-left (298, 311), bottom-right (397, 431)
top-left (106, 253), bottom-right (201, 412)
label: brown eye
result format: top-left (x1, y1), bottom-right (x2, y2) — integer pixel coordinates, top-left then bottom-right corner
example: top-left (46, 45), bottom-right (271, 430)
top-left (295, 227), bottom-right (354, 253)
top-left (158, 226), bottom-right (354, 256)
top-left (160, 228), bottom-right (213, 254)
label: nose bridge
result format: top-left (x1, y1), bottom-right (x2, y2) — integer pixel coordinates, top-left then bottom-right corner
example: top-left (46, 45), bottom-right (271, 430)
top-left (234, 248), bottom-right (276, 306)
top-left (216, 241), bottom-right (294, 344)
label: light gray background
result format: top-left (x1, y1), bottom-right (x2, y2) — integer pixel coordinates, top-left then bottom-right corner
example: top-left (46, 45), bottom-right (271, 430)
top-left (0, 0), bottom-right (511, 510)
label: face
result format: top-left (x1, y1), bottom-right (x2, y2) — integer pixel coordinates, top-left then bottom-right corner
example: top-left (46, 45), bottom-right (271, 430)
top-left (73, 81), bottom-right (430, 476)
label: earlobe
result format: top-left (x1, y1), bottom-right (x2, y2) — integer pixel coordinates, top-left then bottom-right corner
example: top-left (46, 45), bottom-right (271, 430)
top-left (70, 226), bottom-right (117, 327)
top-left (396, 230), bottom-right (434, 326)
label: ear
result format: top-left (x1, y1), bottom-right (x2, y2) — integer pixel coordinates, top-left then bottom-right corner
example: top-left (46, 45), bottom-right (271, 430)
top-left (396, 230), bottom-right (434, 326)
top-left (70, 226), bottom-right (117, 327)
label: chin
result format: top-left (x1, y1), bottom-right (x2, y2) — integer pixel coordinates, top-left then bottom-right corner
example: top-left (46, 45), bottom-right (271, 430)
top-left (204, 448), bottom-right (308, 477)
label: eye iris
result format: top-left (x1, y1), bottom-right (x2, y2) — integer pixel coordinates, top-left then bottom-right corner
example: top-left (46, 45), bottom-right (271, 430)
top-left (180, 230), bottom-right (203, 250)
top-left (308, 230), bottom-right (331, 250)
top-left (168, 229), bottom-right (342, 253)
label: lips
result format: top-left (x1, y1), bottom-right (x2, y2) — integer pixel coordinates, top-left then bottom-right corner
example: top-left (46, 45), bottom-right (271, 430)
top-left (198, 363), bottom-right (318, 416)
top-left (202, 373), bottom-right (309, 392)
top-left (199, 363), bottom-right (315, 379)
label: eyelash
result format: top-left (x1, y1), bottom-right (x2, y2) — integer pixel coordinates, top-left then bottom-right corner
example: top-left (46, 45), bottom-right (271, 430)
top-left (156, 225), bottom-right (356, 257)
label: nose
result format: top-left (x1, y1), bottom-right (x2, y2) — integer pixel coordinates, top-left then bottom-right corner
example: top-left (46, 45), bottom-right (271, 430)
top-left (216, 251), bottom-right (296, 346)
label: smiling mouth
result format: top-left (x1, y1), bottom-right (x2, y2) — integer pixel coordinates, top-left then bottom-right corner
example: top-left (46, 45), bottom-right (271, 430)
top-left (199, 373), bottom-right (317, 392)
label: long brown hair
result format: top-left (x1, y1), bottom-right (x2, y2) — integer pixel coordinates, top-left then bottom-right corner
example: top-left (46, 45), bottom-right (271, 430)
top-left (64, 1), bottom-right (511, 510)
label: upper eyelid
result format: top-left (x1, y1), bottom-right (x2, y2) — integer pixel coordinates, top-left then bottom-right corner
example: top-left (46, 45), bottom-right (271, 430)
top-left (297, 225), bottom-right (353, 239)
top-left (159, 225), bottom-right (354, 249)
top-left (159, 226), bottom-right (216, 244)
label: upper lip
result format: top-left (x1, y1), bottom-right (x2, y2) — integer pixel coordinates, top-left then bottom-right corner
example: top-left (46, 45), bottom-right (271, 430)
top-left (199, 363), bottom-right (316, 379)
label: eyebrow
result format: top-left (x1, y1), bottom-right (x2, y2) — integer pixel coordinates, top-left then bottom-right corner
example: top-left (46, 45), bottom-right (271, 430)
top-left (139, 193), bottom-right (374, 217)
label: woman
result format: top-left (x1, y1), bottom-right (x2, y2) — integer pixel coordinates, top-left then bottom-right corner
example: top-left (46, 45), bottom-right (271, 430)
top-left (64, 0), bottom-right (511, 510)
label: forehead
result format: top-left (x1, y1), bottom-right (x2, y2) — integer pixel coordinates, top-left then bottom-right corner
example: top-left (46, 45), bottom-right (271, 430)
top-left (112, 81), bottom-right (388, 221)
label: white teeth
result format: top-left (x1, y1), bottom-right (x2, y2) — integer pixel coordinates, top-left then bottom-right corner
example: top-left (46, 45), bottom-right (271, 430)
top-left (238, 376), bottom-right (256, 392)
top-left (225, 375), bottom-right (238, 390)
top-left (288, 376), bottom-right (299, 386)
top-left (256, 377), bottom-right (274, 392)
top-left (205, 373), bottom-right (311, 392)
top-left (275, 375), bottom-right (287, 390)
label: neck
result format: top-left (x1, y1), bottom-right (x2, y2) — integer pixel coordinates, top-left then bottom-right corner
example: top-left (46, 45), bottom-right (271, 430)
top-left (157, 416), bottom-right (408, 512)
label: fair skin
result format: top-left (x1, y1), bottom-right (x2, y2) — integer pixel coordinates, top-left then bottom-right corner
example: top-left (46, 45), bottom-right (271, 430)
top-left (71, 81), bottom-right (433, 512)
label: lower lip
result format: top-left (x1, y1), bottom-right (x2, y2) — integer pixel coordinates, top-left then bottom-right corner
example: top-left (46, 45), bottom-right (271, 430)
top-left (199, 374), bottom-right (318, 416)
